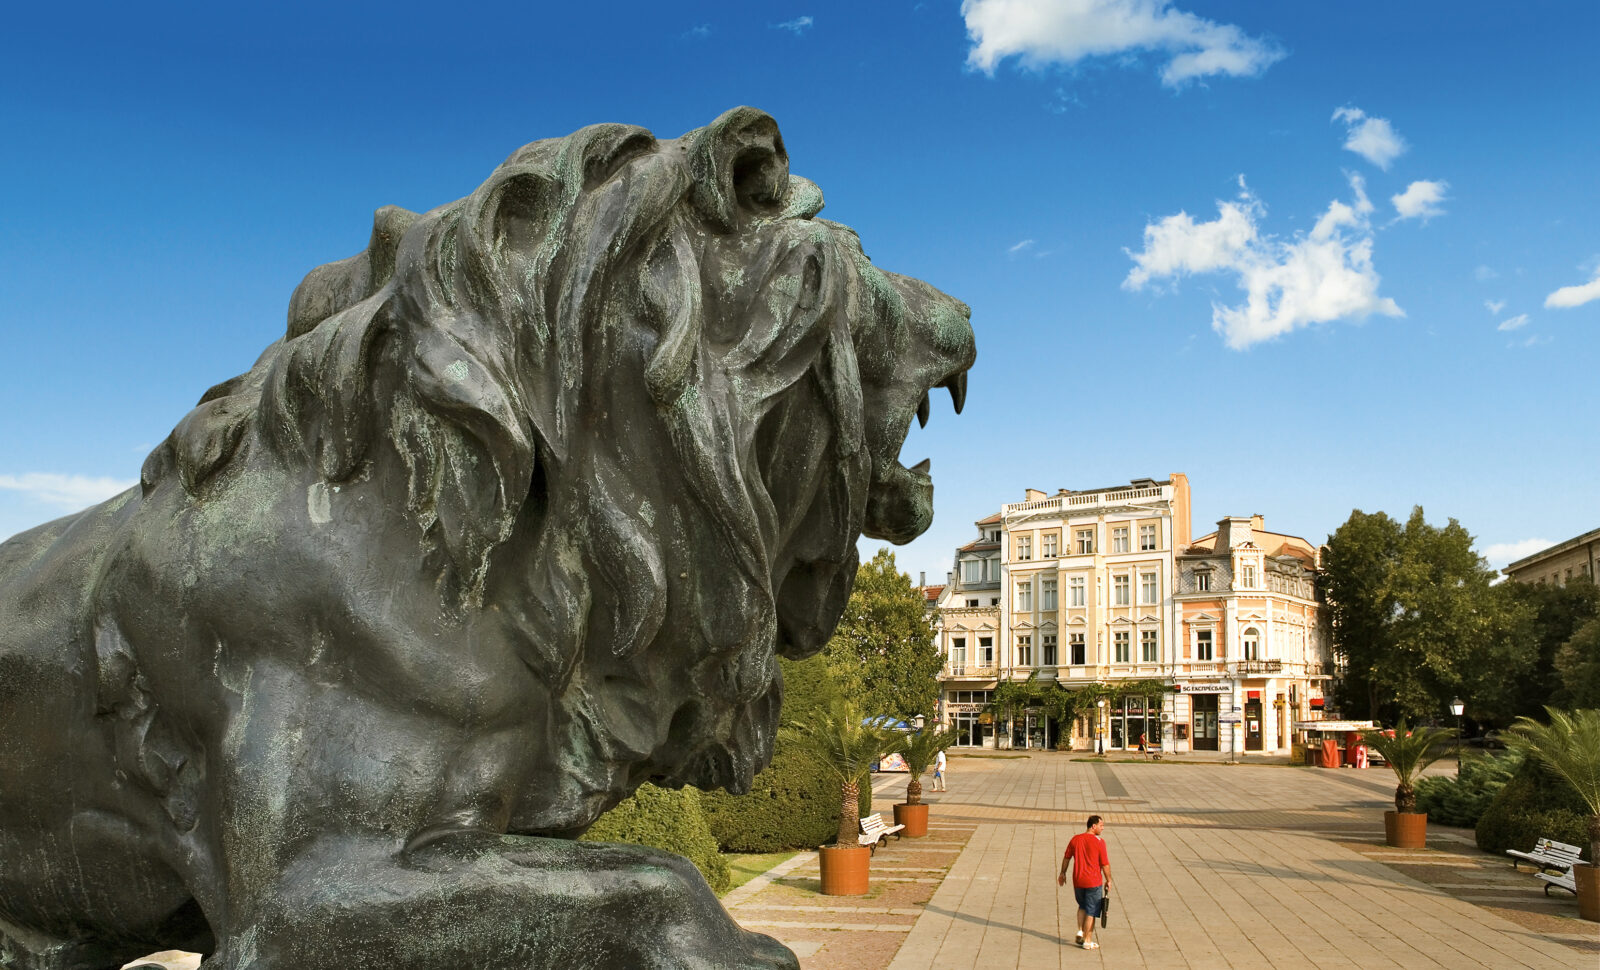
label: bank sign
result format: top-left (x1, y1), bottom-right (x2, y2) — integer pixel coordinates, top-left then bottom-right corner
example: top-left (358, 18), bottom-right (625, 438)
top-left (1176, 683), bottom-right (1232, 694)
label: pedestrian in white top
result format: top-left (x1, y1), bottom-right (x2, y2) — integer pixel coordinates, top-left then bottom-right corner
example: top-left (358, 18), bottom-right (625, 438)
top-left (932, 749), bottom-right (947, 791)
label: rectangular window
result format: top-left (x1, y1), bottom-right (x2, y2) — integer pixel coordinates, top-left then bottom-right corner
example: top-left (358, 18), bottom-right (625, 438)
top-left (1070, 632), bottom-right (1087, 665)
top-left (1077, 529), bottom-right (1094, 554)
top-left (1114, 575), bottom-right (1130, 606)
top-left (951, 636), bottom-right (967, 669)
top-left (1196, 630), bottom-right (1214, 661)
top-left (1141, 572), bottom-right (1158, 605)
top-left (1042, 533), bottom-right (1057, 557)
top-left (1242, 565), bottom-right (1256, 588)
top-left (1016, 635), bottom-right (1033, 666)
top-left (1112, 527), bottom-right (1129, 553)
top-left (1041, 577), bottom-right (1058, 610)
top-left (1043, 634), bottom-right (1058, 666)
top-left (1114, 631), bottom-right (1131, 663)
top-left (1141, 629), bottom-right (1158, 662)
top-left (1069, 576), bottom-right (1086, 607)
top-left (1196, 571), bottom-right (1211, 592)
top-left (1016, 535), bottom-right (1031, 561)
top-left (1016, 581), bottom-right (1032, 612)
top-left (979, 636), bottom-right (994, 666)
top-left (1140, 524), bottom-right (1157, 551)
top-left (962, 559), bottom-right (980, 583)
top-left (966, 598), bottom-right (978, 607)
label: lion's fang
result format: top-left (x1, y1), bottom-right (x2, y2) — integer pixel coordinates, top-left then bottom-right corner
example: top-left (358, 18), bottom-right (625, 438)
top-left (948, 372), bottom-right (967, 414)
top-left (916, 392), bottom-right (931, 428)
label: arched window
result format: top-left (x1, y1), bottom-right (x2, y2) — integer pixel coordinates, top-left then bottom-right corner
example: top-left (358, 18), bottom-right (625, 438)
top-left (1243, 626), bottom-right (1261, 661)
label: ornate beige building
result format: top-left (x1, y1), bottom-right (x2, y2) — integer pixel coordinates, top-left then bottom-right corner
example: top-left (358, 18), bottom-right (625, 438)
top-left (1501, 527), bottom-right (1600, 587)
top-left (934, 476), bottom-right (1329, 757)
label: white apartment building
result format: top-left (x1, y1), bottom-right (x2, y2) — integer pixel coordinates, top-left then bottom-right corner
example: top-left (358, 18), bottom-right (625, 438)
top-left (934, 475), bottom-right (1329, 757)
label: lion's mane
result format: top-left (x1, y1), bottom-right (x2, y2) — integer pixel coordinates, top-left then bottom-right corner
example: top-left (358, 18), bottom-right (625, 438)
top-left (133, 109), bottom-right (918, 804)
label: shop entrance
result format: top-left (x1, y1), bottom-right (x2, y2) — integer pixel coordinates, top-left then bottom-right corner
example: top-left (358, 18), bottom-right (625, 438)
top-left (1244, 698), bottom-right (1264, 751)
top-left (1191, 694), bottom-right (1219, 751)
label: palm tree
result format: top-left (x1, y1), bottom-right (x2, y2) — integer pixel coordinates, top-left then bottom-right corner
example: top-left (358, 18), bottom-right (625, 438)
top-left (899, 728), bottom-right (956, 805)
top-left (785, 700), bottom-right (907, 847)
top-left (1361, 719), bottom-right (1453, 813)
top-left (1503, 707), bottom-right (1600, 866)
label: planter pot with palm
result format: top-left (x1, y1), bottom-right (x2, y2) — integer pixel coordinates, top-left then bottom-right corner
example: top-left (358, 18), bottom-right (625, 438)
top-left (785, 700), bottom-right (906, 896)
top-left (894, 727), bottom-right (955, 837)
top-left (1506, 707), bottom-right (1600, 922)
top-left (1360, 719), bottom-right (1452, 848)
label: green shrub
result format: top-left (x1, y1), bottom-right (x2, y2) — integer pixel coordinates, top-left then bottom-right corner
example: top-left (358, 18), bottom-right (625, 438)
top-left (582, 783), bottom-right (730, 893)
top-left (702, 654), bottom-right (873, 852)
top-left (1415, 752), bottom-right (1520, 827)
top-left (1474, 755), bottom-right (1592, 860)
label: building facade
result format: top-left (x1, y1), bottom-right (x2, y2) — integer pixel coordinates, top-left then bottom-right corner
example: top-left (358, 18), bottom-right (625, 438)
top-left (1502, 527), bottom-right (1600, 587)
top-left (933, 476), bottom-right (1329, 757)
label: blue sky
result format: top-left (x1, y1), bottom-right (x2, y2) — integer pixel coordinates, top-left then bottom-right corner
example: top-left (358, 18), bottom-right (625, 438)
top-left (2, 1), bottom-right (1595, 587)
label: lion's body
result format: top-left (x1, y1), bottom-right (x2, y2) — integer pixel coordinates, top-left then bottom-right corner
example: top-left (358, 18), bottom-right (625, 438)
top-left (0, 108), bottom-right (973, 970)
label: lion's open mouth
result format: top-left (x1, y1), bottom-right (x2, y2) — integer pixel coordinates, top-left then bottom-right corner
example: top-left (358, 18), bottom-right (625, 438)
top-left (863, 367), bottom-right (970, 545)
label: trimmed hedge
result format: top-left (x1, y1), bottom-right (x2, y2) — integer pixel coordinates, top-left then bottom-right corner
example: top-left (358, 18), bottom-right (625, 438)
top-left (701, 654), bottom-right (874, 852)
top-left (581, 783), bottom-right (731, 893)
top-left (1415, 752), bottom-right (1520, 828)
top-left (1474, 755), bottom-right (1592, 861)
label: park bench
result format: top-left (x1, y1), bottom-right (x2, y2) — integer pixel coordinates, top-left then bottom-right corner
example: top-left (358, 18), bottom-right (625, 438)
top-left (1507, 837), bottom-right (1583, 874)
top-left (1536, 866), bottom-right (1578, 897)
top-left (859, 813), bottom-right (905, 853)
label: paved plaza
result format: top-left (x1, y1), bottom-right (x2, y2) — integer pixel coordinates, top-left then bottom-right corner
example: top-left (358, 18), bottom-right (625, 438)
top-left (729, 752), bottom-right (1599, 969)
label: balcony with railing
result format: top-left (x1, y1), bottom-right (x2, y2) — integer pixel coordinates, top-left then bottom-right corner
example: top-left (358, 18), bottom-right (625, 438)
top-left (1002, 485), bottom-right (1168, 518)
top-left (942, 664), bottom-right (999, 680)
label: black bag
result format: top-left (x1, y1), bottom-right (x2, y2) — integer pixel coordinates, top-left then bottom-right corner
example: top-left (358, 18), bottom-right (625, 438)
top-left (1100, 890), bottom-right (1111, 927)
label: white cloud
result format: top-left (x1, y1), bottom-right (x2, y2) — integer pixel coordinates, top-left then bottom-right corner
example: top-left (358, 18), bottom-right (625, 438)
top-left (1475, 265), bottom-right (1499, 282)
top-left (1391, 180), bottom-right (1448, 222)
top-left (1484, 299), bottom-right (1506, 315)
top-left (772, 16), bottom-right (814, 35)
top-left (1009, 238), bottom-right (1036, 254)
top-left (1124, 174), bottom-right (1403, 349)
top-left (0, 473), bottom-right (136, 509)
top-left (1483, 538), bottom-right (1553, 570)
top-left (683, 23), bottom-right (711, 40)
top-left (962, 0), bottom-right (1284, 88)
top-left (1544, 267), bottom-right (1600, 309)
top-left (1331, 106), bottom-right (1407, 170)
top-left (1496, 313), bottom-right (1530, 331)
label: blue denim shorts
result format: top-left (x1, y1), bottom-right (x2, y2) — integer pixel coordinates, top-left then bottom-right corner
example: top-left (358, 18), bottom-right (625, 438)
top-left (1073, 884), bottom-right (1105, 917)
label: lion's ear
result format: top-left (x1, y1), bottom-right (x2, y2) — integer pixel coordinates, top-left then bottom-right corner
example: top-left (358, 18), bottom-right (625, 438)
top-left (689, 107), bottom-right (789, 231)
top-left (286, 205), bottom-right (417, 340)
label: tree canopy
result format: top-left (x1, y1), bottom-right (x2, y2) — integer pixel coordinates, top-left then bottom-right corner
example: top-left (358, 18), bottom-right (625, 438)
top-left (1325, 506), bottom-right (1598, 726)
top-left (822, 548), bottom-right (943, 720)
top-left (1325, 507), bottom-right (1515, 722)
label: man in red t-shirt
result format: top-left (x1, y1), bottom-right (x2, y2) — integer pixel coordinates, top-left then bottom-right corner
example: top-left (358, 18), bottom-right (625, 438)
top-left (1057, 814), bottom-right (1111, 949)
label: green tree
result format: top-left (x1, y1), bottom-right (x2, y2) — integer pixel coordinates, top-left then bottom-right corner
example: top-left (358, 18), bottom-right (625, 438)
top-left (1554, 617), bottom-right (1600, 708)
top-left (823, 548), bottom-right (942, 719)
top-left (1323, 509), bottom-right (1403, 718)
top-left (1325, 507), bottom-right (1514, 722)
top-left (1504, 580), bottom-right (1599, 713)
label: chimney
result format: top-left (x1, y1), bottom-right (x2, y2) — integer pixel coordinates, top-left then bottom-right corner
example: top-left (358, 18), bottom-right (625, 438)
top-left (1216, 516), bottom-right (1254, 550)
top-left (1251, 514), bottom-right (1264, 532)
top-left (1024, 488), bottom-right (1047, 502)
top-left (920, 571), bottom-right (926, 588)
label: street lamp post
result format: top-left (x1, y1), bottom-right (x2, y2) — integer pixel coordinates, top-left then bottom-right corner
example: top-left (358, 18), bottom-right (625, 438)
top-left (1096, 699), bottom-right (1106, 756)
top-left (1451, 697), bottom-right (1465, 777)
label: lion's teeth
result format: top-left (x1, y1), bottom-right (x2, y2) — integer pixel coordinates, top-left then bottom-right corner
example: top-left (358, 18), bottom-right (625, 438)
top-left (949, 372), bottom-right (967, 414)
top-left (916, 392), bottom-right (931, 428)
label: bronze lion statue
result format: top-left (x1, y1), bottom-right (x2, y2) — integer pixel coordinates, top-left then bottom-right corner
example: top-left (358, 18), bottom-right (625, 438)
top-left (0, 107), bottom-right (974, 970)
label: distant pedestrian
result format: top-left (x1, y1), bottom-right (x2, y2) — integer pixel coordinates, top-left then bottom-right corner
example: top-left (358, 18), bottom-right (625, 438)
top-left (932, 748), bottom-right (947, 791)
top-left (1137, 732), bottom-right (1148, 759)
top-left (1057, 814), bottom-right (1111, 949)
